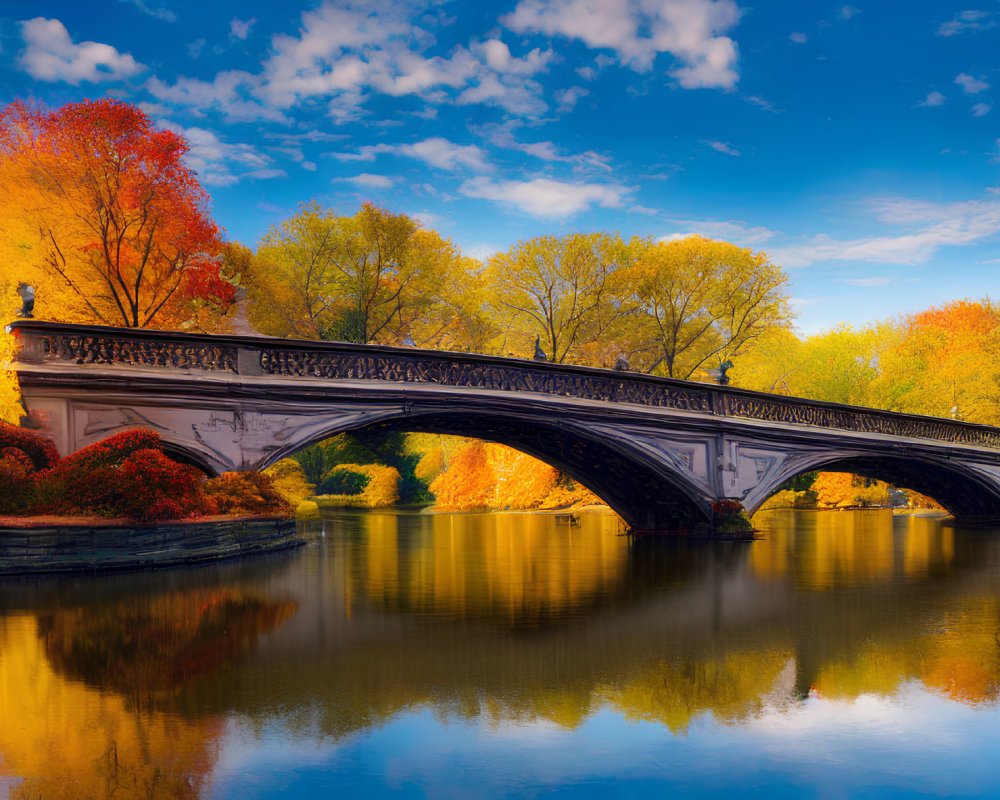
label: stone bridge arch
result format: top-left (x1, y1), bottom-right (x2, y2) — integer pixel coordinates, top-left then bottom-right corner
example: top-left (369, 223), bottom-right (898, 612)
top-left (745, 450), bottom-right (1000, 517)
top-left (261, 408), bottom-right (716, 530)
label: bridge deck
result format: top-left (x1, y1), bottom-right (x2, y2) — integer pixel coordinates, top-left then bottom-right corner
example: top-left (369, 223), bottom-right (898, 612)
top-left (9, 320), bottom-right (1000, 452)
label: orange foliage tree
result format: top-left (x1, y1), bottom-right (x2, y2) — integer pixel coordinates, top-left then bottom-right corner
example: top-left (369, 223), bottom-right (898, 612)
top-left (895, 299), bottom-right (1000, 424)
top-left (429, 440), bottom-right (559, 511)
top-left (0, 99), bottom-right (232, 328)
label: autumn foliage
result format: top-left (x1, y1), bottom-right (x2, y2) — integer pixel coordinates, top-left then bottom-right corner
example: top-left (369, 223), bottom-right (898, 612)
top-left (0, 425), bottom-right (290, 521)
top-left (0, 99), bottom-right (233, 329)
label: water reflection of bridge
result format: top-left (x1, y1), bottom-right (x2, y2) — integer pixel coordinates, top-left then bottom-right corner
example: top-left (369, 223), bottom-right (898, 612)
top-left (11, 320), bottom-right (1000, 528)
top-left (2, 510), bottom-right (999, 793)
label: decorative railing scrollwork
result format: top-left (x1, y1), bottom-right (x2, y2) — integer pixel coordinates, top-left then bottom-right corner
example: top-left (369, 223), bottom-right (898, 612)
top-left (10, 321), bottom-right (1000, 450)
top-left (21, 330), bottom-right (238, 373)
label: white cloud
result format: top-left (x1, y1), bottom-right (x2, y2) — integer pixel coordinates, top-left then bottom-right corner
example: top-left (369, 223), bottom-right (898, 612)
top-left (837, 5), bottom-right (861, 20)
top-left (400, 138), bottom-right (490, 171)
top-left (230, 18), bottom-right (256, 40)
top-left (955, 73), bottom-right (990, 94)
top-left (917, 91), bottom-right (946, 107)
top-left (768, 197), bottom-right (1000, 267)
top-left (937, 10), bottom-right (995, 36)
top-left (504, 0), bottom-right (741, 89)
top-left (459, 176), bottom-right (631, 218)
top-left (158, 121), bottom-right (279, 187)
top-left (141, 2), bottom-right (558, 121)
top-left (248, 2), bottom-right (552, 119)
top-left (789, 32), bottom-right (807, 43)
top-left (340, 173), bottom-right (394, 188)
top-left (332, 138), bottom-right (489, 172)
top-left (146, 71), bottom-right (287, 123)
top-left (18, 17), bottom-right (145, 84)
top-left (704, 139), bottom-right (741, 156)
top-left (971, 102), bottom-right (991, 117)
top-left (659, 219), bottom-right (778, 247)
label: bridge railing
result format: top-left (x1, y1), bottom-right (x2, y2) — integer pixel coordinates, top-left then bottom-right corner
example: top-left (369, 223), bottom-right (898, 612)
top-left (9, 320), bottom-right (1000, 450)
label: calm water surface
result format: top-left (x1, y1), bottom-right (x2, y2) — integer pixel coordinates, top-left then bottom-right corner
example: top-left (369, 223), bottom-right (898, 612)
top-left (2, 508), bottom-right (1000, 798)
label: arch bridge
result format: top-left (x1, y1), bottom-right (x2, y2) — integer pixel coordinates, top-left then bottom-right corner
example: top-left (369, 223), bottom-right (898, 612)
top-left (8, 320), bottom-right (1000, 530)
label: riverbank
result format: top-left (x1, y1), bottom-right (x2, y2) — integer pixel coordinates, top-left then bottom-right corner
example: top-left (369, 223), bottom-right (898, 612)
top-left (0, 515), bottom-right (300, 576)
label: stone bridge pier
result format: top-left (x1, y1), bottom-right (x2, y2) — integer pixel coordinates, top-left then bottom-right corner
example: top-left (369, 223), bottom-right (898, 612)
top-left (10, 321), bottom-right (1000, 530)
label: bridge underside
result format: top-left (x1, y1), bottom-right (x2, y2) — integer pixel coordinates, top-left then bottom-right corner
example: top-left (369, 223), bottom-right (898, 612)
top-left (806, 455), bottom-right (1000, 519)
top-left (295, 411), bottom-right (716, 531)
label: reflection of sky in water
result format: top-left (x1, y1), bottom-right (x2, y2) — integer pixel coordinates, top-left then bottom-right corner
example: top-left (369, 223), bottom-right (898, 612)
top-left (207, 682), bottom-right (1000, 799)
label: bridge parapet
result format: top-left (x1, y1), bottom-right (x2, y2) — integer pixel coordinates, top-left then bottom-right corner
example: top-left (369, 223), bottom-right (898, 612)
top-left (9, 320), bottom-right (1000, 451)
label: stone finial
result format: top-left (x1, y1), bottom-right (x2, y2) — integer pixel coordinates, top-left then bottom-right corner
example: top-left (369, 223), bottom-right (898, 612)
top-left (16, 283), bottom-right (34, 318)
top-left (533, 335), bottom-right (547, 361)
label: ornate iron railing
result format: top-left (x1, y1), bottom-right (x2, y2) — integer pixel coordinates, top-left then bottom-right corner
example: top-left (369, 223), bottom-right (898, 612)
top-left (9, 320), bottom-right (1000, 450)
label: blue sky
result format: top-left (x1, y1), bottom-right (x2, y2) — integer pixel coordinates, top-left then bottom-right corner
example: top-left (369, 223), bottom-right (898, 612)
top-left (1, 1), bottom-right (998, 334)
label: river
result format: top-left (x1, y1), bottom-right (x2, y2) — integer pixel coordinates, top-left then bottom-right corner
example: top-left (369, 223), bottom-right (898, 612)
top-left (1, 508), bottom-right (999, 798)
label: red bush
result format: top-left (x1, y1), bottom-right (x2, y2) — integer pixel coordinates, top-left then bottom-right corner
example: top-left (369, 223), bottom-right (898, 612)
top-left (41, 429), bottom-right (165, 514)
top-left (116, 448), bottom-right (206, 522)
top-left (0, 421), bottom-right (59, 471)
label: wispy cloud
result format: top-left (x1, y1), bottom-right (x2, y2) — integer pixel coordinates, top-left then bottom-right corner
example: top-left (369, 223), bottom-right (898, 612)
top-left (338, 173), bottom-right (394, 189)
top-left (768, 196), bottom-right (1000, 267)
top-left (332, 137), bottom-right (490, 172)
top-left (789, 32), bottom-right (807, 44)
top-left (117, 0), bottom-right (176, 23)
top-left (971, 102), bottom-right (991, 117)
top-left (459, 176), bottom-right (631, 218)
top-left (704, 140), bottom-right (741, 156)
top-left (659, 219), bottom-right (778, 247)
top-left (835, 276), bottom-right (892, 286)
top-left (937, 10), bottom-right (995, 36)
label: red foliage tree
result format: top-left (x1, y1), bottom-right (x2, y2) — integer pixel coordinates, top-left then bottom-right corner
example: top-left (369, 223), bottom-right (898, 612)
top-left (0, 99), bottom-right (233, 328)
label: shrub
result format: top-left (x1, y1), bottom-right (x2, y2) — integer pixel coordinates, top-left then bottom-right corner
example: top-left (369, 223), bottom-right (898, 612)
top-left (0, 421), bottom-right (59, 470)
top-left (41, 428), bottom-right (165, 515)
top-left (115, 448), bottom-right (208, 522)
top-left (315, 463), bottom-right (400, 508)
top-left (316, 467), bottom-right (370, 496)
top-left (0, 453), bottom-right (36, 513)
top-left (204, 471), bottom-right (293, 516)
top-left (262, 458), bottom-right (315, 506)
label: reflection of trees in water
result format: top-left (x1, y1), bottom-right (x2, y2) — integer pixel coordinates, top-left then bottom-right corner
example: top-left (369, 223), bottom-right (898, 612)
top-left (39, 590), bottom-right (298, 707)
top-left (0, 588), bottom-right (298, 799)
top-left (0, 614), bottom-right (221, 800)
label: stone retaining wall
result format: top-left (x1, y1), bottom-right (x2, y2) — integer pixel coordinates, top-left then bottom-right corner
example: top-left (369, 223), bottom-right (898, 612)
top-left (0, 517), bottom-right (301, 576)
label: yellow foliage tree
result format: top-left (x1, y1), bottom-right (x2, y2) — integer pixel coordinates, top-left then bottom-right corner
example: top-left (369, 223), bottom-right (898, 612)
top-left (486, 232), bottom-right (632, 363)
top-left (625, 235), bottom-right (791, 379)
top-left (248, 202), bottom-right (465, 345)
top-left (0, 278), bottom-right (22, 423)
